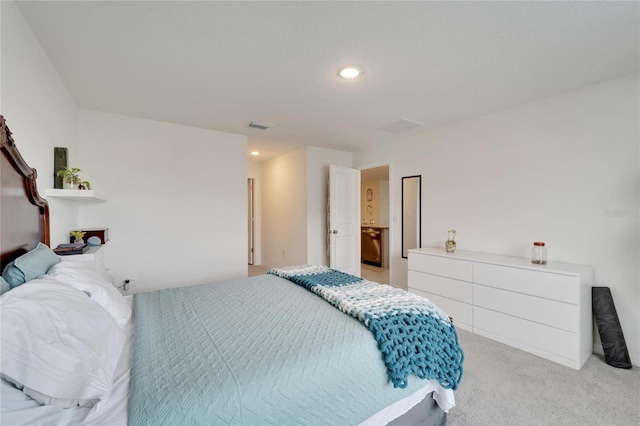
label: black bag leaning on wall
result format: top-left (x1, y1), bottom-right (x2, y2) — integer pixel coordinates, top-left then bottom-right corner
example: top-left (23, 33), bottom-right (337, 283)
top-left (592, 287), bottom-right (632, 369)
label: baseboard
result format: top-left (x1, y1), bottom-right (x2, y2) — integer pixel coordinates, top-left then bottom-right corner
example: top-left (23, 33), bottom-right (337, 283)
top-left (593, 344), bottom-right (640, 368)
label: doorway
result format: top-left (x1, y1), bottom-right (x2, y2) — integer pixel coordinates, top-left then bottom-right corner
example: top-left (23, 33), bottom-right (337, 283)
top-left (359, 164), bottom-right (390, 284)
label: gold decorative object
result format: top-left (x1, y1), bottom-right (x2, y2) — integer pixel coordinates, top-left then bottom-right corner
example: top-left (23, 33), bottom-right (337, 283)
top-left (445, 229), bottom-right (457, 253)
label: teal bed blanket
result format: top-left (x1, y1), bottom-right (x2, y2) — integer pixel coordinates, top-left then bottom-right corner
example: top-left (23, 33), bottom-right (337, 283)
top-left (129, 274), bottom-right (454, 425)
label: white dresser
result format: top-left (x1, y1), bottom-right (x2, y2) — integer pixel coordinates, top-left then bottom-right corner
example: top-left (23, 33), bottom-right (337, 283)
top-left (408, 247), bottom-right (593, 369)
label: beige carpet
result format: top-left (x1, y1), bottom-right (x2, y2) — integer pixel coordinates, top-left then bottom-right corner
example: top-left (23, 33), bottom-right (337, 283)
top-left (248, 264), bottom-right (271, 277)
top-left (449, 329), bottom-right (639, 425)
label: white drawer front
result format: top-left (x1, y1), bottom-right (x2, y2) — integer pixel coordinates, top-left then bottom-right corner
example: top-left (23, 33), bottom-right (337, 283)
top-left (408, 270), bottom-right (472, 303)
top-left (409, 288), bottom-right (472, 330)
top-left (473, 307), bottom-right (577, 362)
top-left (473, 285), bottom-right (578, 332)
top-left (409, 253), bottom-right (472, 282)
top-left (473, 263), bottom-right (579, 304)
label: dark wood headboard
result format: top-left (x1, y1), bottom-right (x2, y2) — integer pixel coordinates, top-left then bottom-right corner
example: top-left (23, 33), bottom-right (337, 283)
top-left (0, 115), bottom-right (50, 270)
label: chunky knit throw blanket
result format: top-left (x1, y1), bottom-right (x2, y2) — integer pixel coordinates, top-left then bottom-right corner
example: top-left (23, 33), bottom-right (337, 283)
top-left (268, 265), bottom-right (464, 390)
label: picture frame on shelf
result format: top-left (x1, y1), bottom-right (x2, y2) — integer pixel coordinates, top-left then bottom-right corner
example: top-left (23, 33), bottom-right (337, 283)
top-left (53, 147), bottom-right (68, 189)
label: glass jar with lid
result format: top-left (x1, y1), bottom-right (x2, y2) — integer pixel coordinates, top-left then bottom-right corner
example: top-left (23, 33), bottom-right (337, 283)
top-left (531, 241), bottom-right (547, 264)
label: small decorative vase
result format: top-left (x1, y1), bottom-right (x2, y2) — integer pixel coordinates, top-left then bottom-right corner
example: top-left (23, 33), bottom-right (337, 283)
top-left (63, 180), bottom-right (76, 189)
top-left (445, 240), bottom-right (456, 253)
top-left (74, 238), bottom-right (84, 244)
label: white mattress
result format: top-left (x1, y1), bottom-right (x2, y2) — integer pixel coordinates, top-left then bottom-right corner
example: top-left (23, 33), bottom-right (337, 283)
top-left (1, 295), bottom-right (454, 425)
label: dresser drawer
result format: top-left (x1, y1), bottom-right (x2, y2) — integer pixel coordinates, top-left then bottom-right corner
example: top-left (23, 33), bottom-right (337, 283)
top-left (473, 284), bottom-right (578, 332)
top-left (409, 254), bottom-right (472, 282)
top-left (473, 307), bottom-right (578, 362)
top-left (473, 263), bottom-right (579, 304)
top-left (409, 287), bottom-right (472, 331)
top-left (408, 270), bottom-right (472, 303)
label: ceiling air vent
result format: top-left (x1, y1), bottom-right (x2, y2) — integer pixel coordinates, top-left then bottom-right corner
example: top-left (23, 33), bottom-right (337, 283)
top-left (248, 121), bottom-right (273, 130)
top-left (377, 118), bottom-right (424, 134)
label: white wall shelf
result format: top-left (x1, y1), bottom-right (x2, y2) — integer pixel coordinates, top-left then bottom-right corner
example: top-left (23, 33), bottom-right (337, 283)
top-left (45, 189), bottom-right (108, 202)
top-left (59, 244), bottom-right (106, 262)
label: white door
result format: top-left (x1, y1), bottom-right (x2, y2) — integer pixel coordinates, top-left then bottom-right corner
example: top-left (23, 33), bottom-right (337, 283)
top-left (329, 164), bottom-right (361, 276)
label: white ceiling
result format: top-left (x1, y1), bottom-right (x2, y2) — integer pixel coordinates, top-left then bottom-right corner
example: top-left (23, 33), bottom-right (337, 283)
top-left (16, 1), bottom-right (639, 162)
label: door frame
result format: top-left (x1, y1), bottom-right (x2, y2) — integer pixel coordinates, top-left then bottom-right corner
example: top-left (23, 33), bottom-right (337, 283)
top-left (358, 160), bottom-right (392, 285)
top-left (248, 178), bottom-right (255, 265)
top-left (247, 163), bottom-right (261, 266)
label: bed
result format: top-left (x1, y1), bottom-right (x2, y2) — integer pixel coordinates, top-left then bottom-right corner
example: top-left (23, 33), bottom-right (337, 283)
top-left (0, 115), bottom-right (463, 425)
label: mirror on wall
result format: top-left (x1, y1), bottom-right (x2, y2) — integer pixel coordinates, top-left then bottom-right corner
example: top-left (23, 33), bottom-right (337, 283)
top-left (401, 175), bottom-right (421, 259)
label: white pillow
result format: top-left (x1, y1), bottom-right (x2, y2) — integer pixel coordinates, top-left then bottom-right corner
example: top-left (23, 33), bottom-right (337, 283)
top-left (47, 261), bottom-right (132, 327)
top-left (0, 277), bottom-right (126, 408)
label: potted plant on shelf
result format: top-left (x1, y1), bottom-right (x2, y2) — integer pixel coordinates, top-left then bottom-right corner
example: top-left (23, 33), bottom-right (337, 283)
top-left (70, 230), bottom-right (86, 244)
top-left (56, 167), bottom-right (81, 190)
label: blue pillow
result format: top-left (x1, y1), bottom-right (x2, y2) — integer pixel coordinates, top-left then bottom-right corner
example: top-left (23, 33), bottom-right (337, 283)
top-left (0, 277), bottom-right (10, 295)
top-left (2, 261), bottom-right (21, 288)
top-left (2, 243), bottom-right (60, 288)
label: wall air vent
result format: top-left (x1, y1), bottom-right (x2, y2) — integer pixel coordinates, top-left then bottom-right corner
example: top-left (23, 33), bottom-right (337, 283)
top-left (248, 121), bottom-right (273, 130)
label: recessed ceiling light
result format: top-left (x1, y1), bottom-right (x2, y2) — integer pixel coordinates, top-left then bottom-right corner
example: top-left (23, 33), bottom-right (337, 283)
top-left (250, 151), bottom-right (260, 156)
top-left (339, 66), bottom-right (362, 79)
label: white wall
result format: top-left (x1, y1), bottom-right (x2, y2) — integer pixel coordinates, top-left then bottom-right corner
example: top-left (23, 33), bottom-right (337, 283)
top-left (354, 74), bottom-right (640, 366)
top-left (261, 147), bottom-right (308, 267)
top-left (1, 0), bottom-right (79, 246)
top-left (3, 3), bottom-right (249, 290)
top-left (260, 146), bottom-right (352, 268)
top-left (78, 110), bottom-right (248, 293)
top-left (306, 147), bottom-right (353, 266)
